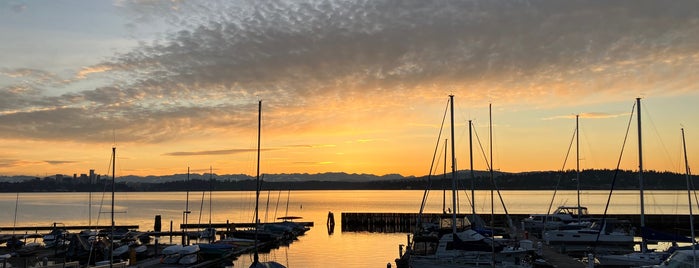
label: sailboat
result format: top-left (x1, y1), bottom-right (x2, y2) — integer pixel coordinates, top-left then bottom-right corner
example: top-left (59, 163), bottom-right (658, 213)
top-left (249, 100), bottom-right (286, 268)
top-left (396, 96), bottom-right (533, 268)
top-left (92, 147), bottom-right (129, 268)
top-left (596, 100), bottom-right (696, 266)
top-left (651, 128), bottom-right (698, 267)
top-left (523, 115), bottom-right (592, 233)
top-left (543, 104), bottom-right (642, 256)
top-left (199, 166), bottom-right (216, 241)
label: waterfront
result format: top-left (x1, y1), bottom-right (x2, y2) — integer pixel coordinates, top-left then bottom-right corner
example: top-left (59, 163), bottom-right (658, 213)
top-left (1, 190), bottom-right (696, 267)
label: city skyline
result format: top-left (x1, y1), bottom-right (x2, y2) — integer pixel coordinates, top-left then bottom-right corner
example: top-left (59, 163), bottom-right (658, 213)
top-left (1, 1), bottom-right (698, 177)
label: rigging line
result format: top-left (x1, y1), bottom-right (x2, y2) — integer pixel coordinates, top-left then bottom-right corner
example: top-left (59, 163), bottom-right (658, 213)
top-left (456, 176), bottom-right (474, 211)
top-left (594, 100), bottom-right (637, 250)
top-left (546, 121), bottom-right (577, 220)
top-left (274, 190), bottom-right (282, 222)
top-left (472, 119), bottom-right (511, 219)
top-left (416, 98), bottom-right (450, 229)
top-left (472, 122), bottom-right (491, 171)
top-left (12, 193), bottom-right (19, 236)
top-left (643, 102), bottom-right (677, 170)
top-left (199, 181), bottom-right (205, 225)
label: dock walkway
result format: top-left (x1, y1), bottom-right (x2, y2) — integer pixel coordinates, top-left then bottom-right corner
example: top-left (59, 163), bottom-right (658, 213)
top-left (523, 231), bottom-right (587, 268)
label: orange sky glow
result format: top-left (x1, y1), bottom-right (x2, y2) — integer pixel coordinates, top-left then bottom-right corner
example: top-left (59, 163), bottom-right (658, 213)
top-left (1, 1), bottom-right (698, 178)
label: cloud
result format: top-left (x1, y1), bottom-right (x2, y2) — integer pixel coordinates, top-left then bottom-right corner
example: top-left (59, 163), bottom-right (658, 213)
top-left (543, 112), bottom-right (632, 120)
top-left (76, 65), bottom-right (113, 79)
top-left (164, 148), bottom-right (276, 156)
top-left (2, 0), bottom-right (699, 143)
top-left (45, 160), bottom-right (79, 165)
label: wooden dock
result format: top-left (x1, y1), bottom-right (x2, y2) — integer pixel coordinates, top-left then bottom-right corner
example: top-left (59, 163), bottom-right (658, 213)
top-left (0, 225), bottom-right (139, 232)
top-left (342, 212), bottom-right (698, 236)
top-left (180, 221), bottom-right (314, 229)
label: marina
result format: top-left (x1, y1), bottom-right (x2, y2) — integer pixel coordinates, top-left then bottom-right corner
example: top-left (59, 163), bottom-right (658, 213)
top-left (1, 190), bottom-right (698, 267)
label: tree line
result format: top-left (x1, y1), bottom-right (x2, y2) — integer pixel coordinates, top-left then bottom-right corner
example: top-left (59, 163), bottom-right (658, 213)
top-left (0, 169), bottom-right (696, 192)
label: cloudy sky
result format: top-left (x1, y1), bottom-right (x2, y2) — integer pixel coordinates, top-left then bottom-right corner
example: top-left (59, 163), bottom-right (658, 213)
top-left (1, 0), bottom-right (698, 177)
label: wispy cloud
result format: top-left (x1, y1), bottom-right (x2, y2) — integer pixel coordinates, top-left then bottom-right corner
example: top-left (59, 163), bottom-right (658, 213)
top-left (543, 112), bottom-right (632, 120)
top-left (45, 160), bottom-right (79, 165)
top-left (164, 148), bottom-right (276, 156)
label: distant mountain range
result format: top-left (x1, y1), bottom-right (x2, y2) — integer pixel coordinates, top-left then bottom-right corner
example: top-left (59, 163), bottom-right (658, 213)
top-left (0, 170), bottom-right (496, 183)
top-left (0, 169), bottom-right (695, 192)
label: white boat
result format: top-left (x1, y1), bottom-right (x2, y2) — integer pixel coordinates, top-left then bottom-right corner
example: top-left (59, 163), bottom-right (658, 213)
top-left (543, 218), bottom-right (634, 254)
top-left (162, 244), bottom-right (184, 255)
top-left (180, 244), bottom-right (200, 255)
top-left (94, 259), bottom-right (129, 267)
top-left (0, 254), bottom-right (11, 268)
top-left (409, 228), bottom-right (533, 267)
top-left (525, 116), bottom-right (594, 236)
top-left (43, 226), bottom-right (69, 248)
top-left (648, 249), bottom-right (699, 267)
top-left (134, 244), bottom-right (147, 255)
top-left (199, 227), bottom-right (216, 240)
top-left (522, 206), bottom-right (590, 232)
top-left (112, 244), bottom-right (130, 257)
top-left (544, 110), bottom-right (639, 255)
top-left (178, 253), bottom-right (198, 265)
top-left (160, 253), bottom-right (181, 264)
top-left (596, 250), bottom-right (670, 266)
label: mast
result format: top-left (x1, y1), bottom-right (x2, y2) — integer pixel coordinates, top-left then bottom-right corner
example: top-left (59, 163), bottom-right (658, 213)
top-left (443, 139), bottom-right (447, 214)
top-left (576, 114), bottom-right (581, 223)
top-left (489, 103), bottom-right (495, 266)
top-left (469, 120), bottom-right (475, 218)
top-left (183, 167), bottom-right (191, 245)
top-left (110, 147), bottom-right (115, 268)
top-left (681, 128), bottom-right (696, 261)
top-left (449, 95), bottom-right (457, 234)
top-left (253, 100), bottom-right (262, 265)
top-left (209, 166), bottom-right (213, 227)
top-left (637, 98), bottom-right (646, 253)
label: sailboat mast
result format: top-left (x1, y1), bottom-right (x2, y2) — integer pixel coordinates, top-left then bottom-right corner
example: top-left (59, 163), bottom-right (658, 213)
top-left (209, 166), bottom-right (213, 226)
top-left (576, 114), bottom-right (581, 223)
top-left (637, 97), bottom-right (646, 253)
top-left (449, 95), bottom-right (457, 234)
top-left (681, 128), bottom-right (696, 260)
top-left (469, 120), bottom-right (475, 218)
top-left (253, 100), bottom-right (262, 264)
top-left (185, 166), bottom-right (191, 245)
top-left (110, 146), bottom-right (115, 268)
top-left (443, 139), bottom-right (447, 214)
top-left (489, 103), bottom-right (495, 266)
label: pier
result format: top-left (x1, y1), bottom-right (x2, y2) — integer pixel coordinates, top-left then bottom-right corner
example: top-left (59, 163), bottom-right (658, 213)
top-left (0, 225), bottom-right (139, 232)
top-left (342, 212), bottom-right (699, 236)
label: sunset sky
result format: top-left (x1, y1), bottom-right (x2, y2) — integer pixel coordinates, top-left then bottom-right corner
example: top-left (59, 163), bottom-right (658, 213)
top-left (1, 0), bottom-right (698, 178)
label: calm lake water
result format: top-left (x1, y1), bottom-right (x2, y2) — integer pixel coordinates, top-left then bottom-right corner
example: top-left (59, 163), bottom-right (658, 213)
top-left (0, 190), bottom-right (695, 267)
